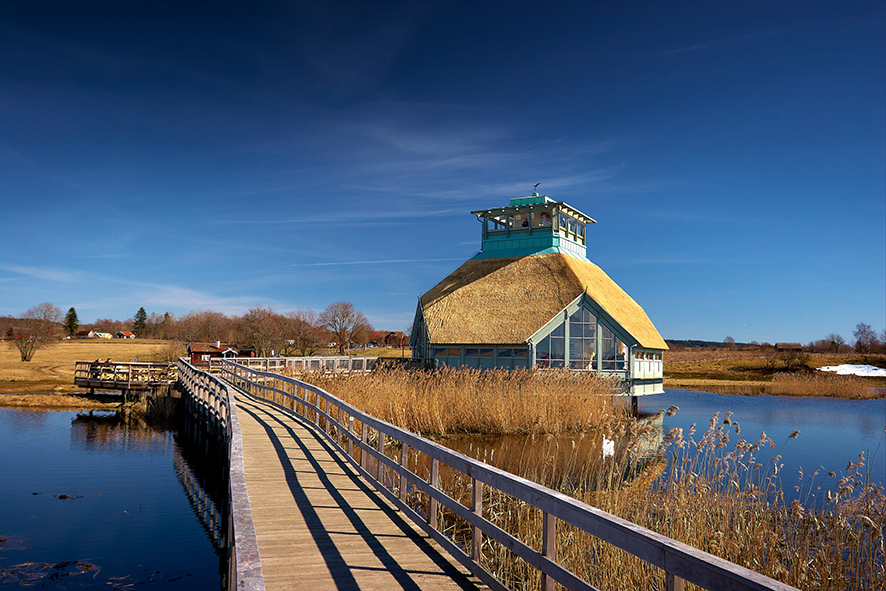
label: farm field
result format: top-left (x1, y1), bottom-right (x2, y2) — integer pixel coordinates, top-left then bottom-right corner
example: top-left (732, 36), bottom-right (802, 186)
top-left (0, 339), bottom-right (178, 394)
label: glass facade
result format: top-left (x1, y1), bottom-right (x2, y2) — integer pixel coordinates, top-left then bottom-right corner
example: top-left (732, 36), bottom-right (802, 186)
top-left (535, 305), bottom-right (627, 373)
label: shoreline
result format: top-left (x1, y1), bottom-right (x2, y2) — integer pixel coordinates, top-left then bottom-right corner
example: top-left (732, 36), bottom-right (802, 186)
top-left (0, 391), bottom-right (125, 410)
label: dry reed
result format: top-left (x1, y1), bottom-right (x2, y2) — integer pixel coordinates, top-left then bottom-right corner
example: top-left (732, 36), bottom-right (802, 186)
top-left (290, 367), bottom-right (884, 589)
top-left (771, 372), bottom-right (882, 399)
top-left (307, 366), bottom-right (624, 436)
top-left (455, 411), bottom-right (886, 590)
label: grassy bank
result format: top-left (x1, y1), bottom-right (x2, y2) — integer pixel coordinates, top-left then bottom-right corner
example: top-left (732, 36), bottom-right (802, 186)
top-left (0, 339), bottom-right (179, 395)
top-left (665, 349), bottom-right (886, 398)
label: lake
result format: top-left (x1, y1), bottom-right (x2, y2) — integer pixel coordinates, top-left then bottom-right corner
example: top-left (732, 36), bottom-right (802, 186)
top-left (639, 388), bottom-right (886, 504)
top-left (0, 407), bottom-right (223, 590)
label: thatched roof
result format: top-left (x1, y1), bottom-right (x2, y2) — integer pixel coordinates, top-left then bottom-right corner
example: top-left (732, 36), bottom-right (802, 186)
top-left (420, 253), bottom-right (667, 350)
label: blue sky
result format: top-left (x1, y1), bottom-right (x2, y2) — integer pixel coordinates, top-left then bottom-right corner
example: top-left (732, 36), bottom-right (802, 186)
top-left (1, 1), bottom-right (883, 344)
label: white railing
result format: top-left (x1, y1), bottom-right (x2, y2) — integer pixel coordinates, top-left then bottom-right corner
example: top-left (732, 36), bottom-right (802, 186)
top-left (178, 359), bottom-right (265, 591)
top-left (210, 356), bottom-right (379, 374)
top-left (74, 360), bottom-right (176, 387)
top-left (216, 359), bottom-right (797, 591)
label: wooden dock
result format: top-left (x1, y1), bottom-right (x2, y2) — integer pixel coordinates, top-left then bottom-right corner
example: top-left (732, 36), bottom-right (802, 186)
top-left (234, 392), bottom-right (484, 591)
top-left (74, 361), bottom-right (176, 394)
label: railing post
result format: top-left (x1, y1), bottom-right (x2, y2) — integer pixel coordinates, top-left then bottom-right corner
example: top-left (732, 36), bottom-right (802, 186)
top-left (472, 478), bottom-right (482, 562)
top-left (666, 573), bottom-right (685, 591)
top-left (541, 512), bottom-right (556, 591)
top-left (325, 399), bottom-right (331, 435)
top-left (399, 442), bottom-right (409, 502)
top-left (376, 430), bottom-right (385, 483)
top-left (429, 458), bottom-right (439, 530)
top-left (361, 423), bottom-right (369, 470)
top-left (348, 416), bottom-right (354, 457)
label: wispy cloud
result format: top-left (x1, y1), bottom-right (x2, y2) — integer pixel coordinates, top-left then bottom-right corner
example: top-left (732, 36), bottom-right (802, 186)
top-left (658, 26), bottom-right (801, 56)
top-left (0, 265), bottom-right (85, 283)
top-left (289, 257), bottom-right (463, 267)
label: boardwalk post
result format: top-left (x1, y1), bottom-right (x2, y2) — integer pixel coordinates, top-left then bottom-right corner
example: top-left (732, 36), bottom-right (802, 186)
top-left (348, 416), bottom-right (354, 457)
top-left (429, 458), bottom-right (439, 530)
top-left (666, 573), bottom-right (685, 591)
top-left (376, 430), bottom-right (385, 483)
top-left (325, 398), bottom-right (331, 435)
top-left (542, 512), bottom-right (556, 591)
top-left (399, 443), bottom-right (409, 502)
top-left (472, 478), bottom-right (482, 562)
top-left (361, 423), bottom-right (369, 470)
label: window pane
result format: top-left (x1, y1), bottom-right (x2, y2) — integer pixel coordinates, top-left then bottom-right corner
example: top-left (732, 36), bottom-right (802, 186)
top-left (536, 336), bottom-right (550, 366)
top-left (551, 323), bottom-right (565, 338)
top-left (465, 348), bottom-right (479, 357)
top-left (480, 348), bottom-right (494, 357)
top-left (551, 336), bottom-right (565, 360)
top-left (533, 210), bottom-right (552, 227)
top-left (498, 348), bottom-right (513, 357)
top-left (514, 348), bottom-right (528, 358)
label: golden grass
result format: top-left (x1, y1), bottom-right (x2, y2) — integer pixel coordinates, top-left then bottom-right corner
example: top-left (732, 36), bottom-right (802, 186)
top-left (265, 366), bottom-right (883, 588)
top-left (0, 392), bottom-right (122, 409)
top-left (771, 373), bottom-right (882, 399)
top-left (0, 339), bottom-right (181, 394)
top-left (421, 411), bottom-right (885, 590)
top-left (306, 366), bottom-right (625, 436)
top-left (665, 350), bottom-right (886, 399)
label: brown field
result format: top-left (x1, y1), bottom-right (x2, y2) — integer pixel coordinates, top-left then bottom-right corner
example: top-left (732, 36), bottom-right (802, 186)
top-left (0, 339), bottom-right (181, 395)
top-left (664, 349), bottom-right (886, 398)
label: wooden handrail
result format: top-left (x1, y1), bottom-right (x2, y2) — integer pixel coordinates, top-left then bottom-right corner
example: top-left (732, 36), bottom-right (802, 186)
top-left (177, 359), bottom-right (265, 591)
top-left (216, 360), bottom-right (797, 591)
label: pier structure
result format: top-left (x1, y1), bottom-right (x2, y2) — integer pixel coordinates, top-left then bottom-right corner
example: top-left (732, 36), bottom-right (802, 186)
top-left (175, 358), bottom-right (798, 591)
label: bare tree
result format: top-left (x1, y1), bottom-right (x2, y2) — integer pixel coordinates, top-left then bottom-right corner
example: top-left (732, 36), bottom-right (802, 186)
top-left (723, 336), bottom-right (736, 350)
top-left (237, 306), bottom-right (288, 357)
top-left (174, 310), bottom-right (233, 344)
top-left (12, 302), bottom-right (62, 361)
top-left (319, 302), bottom-right (371, 355)
top-left (825, 333), bottom-right (845, 354)
top-left (285, 309), bottom-right (325, 356)
top-left (853, 322), bottom-right (878, 354)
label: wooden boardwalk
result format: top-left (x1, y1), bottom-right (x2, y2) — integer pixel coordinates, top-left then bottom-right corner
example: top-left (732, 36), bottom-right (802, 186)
top-left (234, 392), bottom-right (485, 591)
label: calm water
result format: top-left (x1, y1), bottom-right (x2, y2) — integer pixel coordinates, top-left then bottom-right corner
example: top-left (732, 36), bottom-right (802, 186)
top-left (640, 389), bottom-right (886, 501)
top-left (0, 407), bottom-right (223, 590)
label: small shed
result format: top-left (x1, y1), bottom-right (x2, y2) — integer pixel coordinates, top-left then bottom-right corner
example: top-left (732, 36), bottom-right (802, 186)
top-left (410, 191), bottom-right (667, 396)
top-left (115, 331), bottom-right (135, 339)
top-left (188, 342), bottom-right (241, 364)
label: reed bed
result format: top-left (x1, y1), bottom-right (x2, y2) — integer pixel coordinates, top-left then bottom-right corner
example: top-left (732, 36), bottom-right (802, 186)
top-left (307, 366), bottom-right (624, 436)
top-left (434, 410), bottom-right (886, 590)
top-left (293, 368), bottom-right (883, 589)
top-left (771, 372), bottom-right (882, 399)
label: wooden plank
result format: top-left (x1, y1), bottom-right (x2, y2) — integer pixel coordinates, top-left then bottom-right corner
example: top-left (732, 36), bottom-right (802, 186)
top-left (220, 360), bottom-right (800, 591)
top-left (234, 393), bottom-right (485, 591)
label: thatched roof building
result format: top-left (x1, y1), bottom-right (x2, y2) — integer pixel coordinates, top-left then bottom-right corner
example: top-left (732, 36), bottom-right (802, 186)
top-left (410, 191), bottom-right (667, 396)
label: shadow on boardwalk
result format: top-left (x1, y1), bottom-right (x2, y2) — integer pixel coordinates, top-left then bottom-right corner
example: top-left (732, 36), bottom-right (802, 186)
top-left (236, 395), bottom-right (485, 591)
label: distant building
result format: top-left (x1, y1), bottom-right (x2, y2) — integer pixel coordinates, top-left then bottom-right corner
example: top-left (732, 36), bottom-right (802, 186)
top-left (368, 331), bottom-right (406, 348)
top-left (115, 331), bottom-right (135, 339)
top-left (187, 342), bottom-right (245, 364)
top-left (410, 191), bottom-right (667, 396)
top-left (774, 343), bottom-right (803, 352)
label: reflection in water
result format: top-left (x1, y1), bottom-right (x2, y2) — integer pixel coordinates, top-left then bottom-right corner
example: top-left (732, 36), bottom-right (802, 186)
top-left (70, 411), bottom-right (175, 454)
top-left (0, 407), bottom-right (223, 590)
top-left (174, 434), bottom-right (227, 557)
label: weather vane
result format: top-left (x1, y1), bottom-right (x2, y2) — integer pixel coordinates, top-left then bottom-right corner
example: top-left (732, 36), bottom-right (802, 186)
top-left (532, 182), bottom-right (540, 194)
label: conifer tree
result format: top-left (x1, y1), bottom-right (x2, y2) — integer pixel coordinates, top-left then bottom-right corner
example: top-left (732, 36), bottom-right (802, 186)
top-left (133, 307), bottom-right (147, 338)
top-left (63, 307), bottom-right (79, 336)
